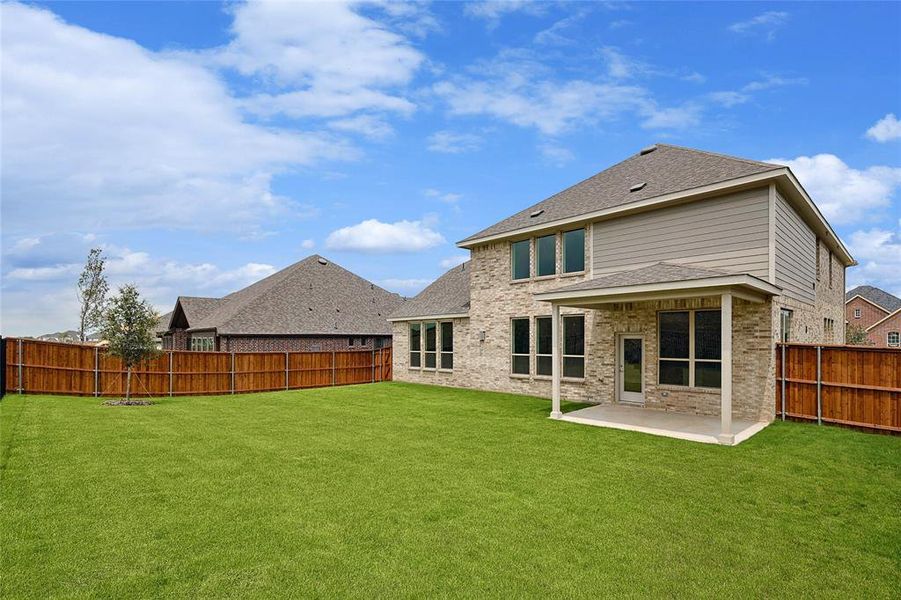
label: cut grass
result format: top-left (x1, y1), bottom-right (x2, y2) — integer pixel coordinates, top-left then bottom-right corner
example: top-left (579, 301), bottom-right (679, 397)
top-left (1, 382), bottom-right (899, 598)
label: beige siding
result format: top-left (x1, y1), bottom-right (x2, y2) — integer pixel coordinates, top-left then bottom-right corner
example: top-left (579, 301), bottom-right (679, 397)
top-left (591, 187), bottom-right (770, 278)
top-left (774, 191), bottom-right (816, 304)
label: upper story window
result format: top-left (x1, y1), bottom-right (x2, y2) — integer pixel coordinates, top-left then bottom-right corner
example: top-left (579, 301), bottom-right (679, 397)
top-left (511, 240), bottom-right (530, 280)
top-left (888, 332), bottom-right (900, 347)
top-left (536, 234), bottom-right (556, 277)
top-left (854, 308), bottom-right (861, 319)
top-left (562, 228), bottom-right (585, 273)
top-left (828, 250), bottom-right (834, 288)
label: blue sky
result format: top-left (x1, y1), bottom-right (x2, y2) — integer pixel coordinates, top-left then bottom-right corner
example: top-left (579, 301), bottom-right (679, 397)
top-left (2, 0), bottom-right (900, 335)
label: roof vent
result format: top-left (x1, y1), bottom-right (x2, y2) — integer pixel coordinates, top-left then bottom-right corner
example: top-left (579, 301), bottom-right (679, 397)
top-left (530, 209), bottom-right (544, 218)
top-left (630, 182), bottom-right (647, 193)
top-left (317, 257), bottom-right (328, 265)
top-left (639, 145), bottom-right (657, 155)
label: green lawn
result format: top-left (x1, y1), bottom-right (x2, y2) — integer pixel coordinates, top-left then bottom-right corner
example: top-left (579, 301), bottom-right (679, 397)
top-left (2, 383), bottom-right (899, 598)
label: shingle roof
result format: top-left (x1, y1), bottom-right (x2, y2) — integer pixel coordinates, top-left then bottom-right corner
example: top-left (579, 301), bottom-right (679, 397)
top-left (155, 311), bottom-right (173, 335)
top-left (177, 297), bottom-right (222, 326)
top-left (845, 285), bottom-right (901, 312)
top-left (544, 262), bottom-right (736, 294)
top-left (389, 261), bottom-right (471, 320)
top-left (169, 255), bottom-right (403, 336)
top-left (459, 144), bottom-right (783, 244)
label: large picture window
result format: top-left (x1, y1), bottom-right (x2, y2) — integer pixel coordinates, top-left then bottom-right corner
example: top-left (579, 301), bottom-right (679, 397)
top-left (190, 335), bottom-right (215, 351)
top-left (562, 315), bottom-right (585, 378)
top-left (658, 310), bottom-right (721, 389)
top-left (536, 317), bottom-right (552, 376)
top-left (536, 234), bottom-right (556, 277)
top-left (440, 322), bottom-right (454, 370)
top-left (409, 323), bottom-right (421, 368)
top-left (424, 322), bottom-right (437, 369)
top-left (562, 228), bottom-right (585, 273)
top-left (511, 318), bottom-right (530, 374)
top-left (511, 240), bottom-right (531, 280)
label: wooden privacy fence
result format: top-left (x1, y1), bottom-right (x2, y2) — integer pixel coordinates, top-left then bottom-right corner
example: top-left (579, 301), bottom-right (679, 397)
top-left (776, 343), bottom-right (900, 433)
top-left (3, 337), bottom-right (392, 398)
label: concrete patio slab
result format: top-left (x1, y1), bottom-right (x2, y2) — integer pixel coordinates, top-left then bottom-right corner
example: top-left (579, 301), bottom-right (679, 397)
top-left (557, 404), bottom-right (769, 445)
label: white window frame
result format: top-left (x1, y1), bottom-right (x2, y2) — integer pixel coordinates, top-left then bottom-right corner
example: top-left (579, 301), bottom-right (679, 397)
top-left (888, 331), bottom-right (900, 347)
top-left (561, 314), bottom-right (585, 379)
top-left (658, 310), bottom-right (722, 389)
top-left (561, 228), bottom-right (586, 274)
top-left (190, 335), bottom-right (215, 352)
top-left (409, 323), bottom-right (422, 369)
top-left (439, 321), bottom-right (454, 371)
top-left (854, 308), bottom-right (861, 319)
top-left (535, 316), bottom-right (553, 377)
top-left (511, 317), bottom-right (531, 375)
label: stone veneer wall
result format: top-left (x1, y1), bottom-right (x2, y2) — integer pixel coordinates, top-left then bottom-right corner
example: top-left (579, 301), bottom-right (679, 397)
top-left (393, 233), bottom-right (775, 422)
top-left (772, 238), bottom-right (846, 344)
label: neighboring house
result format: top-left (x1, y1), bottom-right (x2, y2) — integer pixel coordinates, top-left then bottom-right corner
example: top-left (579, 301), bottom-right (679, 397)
top-left (389, 144), bottom-right (854, 444)
top-left (845, 285), bottom-right (901, 348)
top-left (159, 255), bottom-right (403, 352)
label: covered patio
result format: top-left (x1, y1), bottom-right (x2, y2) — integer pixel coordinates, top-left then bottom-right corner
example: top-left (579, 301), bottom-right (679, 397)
top-left (536, 263), bottom-right (781, 445)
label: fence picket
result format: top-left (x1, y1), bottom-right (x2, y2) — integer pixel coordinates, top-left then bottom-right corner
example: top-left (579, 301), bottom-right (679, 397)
top-left (3, 338), bottom-right (392, 398)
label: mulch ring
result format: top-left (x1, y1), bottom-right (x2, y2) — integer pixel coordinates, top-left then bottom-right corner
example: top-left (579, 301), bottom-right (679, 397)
top-left (103, 399), bottom-right (154, 406)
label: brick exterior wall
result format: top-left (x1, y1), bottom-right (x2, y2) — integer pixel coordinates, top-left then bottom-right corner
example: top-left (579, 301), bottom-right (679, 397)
top-left (221, 335), bottom-right (389, 353)
top-left (162, 332), bottom-right (390, 352)
top-left (864, 312), bottom-right (901, 348)
top-left (845, 296), bottom-right (889, 330)
top-left (774, 239), bottom-right (846, 344)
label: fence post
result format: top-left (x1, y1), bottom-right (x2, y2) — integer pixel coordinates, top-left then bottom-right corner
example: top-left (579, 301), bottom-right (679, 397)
top-left (94, 347), bottom-right (99, 398)
top-left (230, 352), bottom-right (235, 395)
top-left (371, 349), bottom-right (375, 383)
top-left (816, 346), bottom-right (822, 426)
top-left (780, 343), bottom-right (785, 421)
top-left (17, 338), bottom-right (23, 394)
top-left (169, 352), bottom-right (173, 397)
top-left (285, 351), bottom-right (289, 390)
top-left (331, 351), bottom-right (336, 386)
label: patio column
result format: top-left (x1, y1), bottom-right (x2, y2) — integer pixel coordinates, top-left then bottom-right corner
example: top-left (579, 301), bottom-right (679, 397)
top-left (550, 302), bottom-right (562, 419)
top-left (718, 292), bottom-right (734, 445)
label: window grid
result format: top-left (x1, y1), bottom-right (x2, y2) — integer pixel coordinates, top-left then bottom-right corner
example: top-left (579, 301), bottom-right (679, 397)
top-left (854, 308), bottom-right (861, 319)
top-left (888, 332), bottom-right (900, 347)
top-left (658, 310), bottom-right (721, 389)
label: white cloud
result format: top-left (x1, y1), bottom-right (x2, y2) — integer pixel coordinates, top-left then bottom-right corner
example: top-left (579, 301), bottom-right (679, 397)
top-left (728, 11), bottom-right (789, 40)
top-left (641, 104), bottom-right (701, 130)
top-left (215, 1), bottom-right (423, 120)
top-left (708, 91), bottom-right (750, 107)
top-left (328, 114), bottom-right (395, 140)
top-left (1, 238), bottom-right (278, 335)
top-left (866, 113), bottom-right (901, 143)
top-left (2, 3), bottom-right (349, 236)
top-left (301, 239), bottom-right (316, 250)
top-left (768, 154), bottom-right (901, 225)
top-left (539, 143), bottom-right (575, 166)
top-left (379, 278), bottom-right (434, 294)
top-left (440, 255), bottom-right (469, 269)
top-left (846, 222), bottom-right (901, 297)
top-left (600, 46), bottom-right (650, 79)
top-left (464, 1), bottom-right (546, 26)
top-left (424, 189), bottom-right (462, 204)
top-left (426, 130), bottom-right (484, 153)
top-left (534, 11), bottom-right (587, 45)
top-left (742, 75), bottom-right (807, 92)
top-left (325, 218), bottom-right (446, 253)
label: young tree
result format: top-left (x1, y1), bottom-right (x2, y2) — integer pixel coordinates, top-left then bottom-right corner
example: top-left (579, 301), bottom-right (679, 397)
top-left (76, 248), bottom-right (109, 343)
top-left (100, 284), bottom-right (160, 404)
top-left (845, 323), bottom-right (872, 346)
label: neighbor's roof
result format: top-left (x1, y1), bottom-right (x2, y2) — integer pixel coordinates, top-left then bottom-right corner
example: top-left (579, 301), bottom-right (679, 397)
top-left (534, 262), bottom-right (781, 302)
top-left (459, 144), bottom-right (782, 245)
top-left (168, 255), bottom-right (403, 336)
top-left (155, 311), bottom-right (173, 335)
top-left (389, 261), bottom-right (471, 321)
top-left (845, 285), bottom-right (901, 312)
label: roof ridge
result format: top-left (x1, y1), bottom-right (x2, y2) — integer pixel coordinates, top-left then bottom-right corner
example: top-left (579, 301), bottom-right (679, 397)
top-left (654, 143), bottom-right (783, 170)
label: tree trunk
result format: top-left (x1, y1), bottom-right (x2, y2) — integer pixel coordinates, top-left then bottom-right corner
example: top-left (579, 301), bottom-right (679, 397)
top-left (125, 366), bottom-right (132, 402)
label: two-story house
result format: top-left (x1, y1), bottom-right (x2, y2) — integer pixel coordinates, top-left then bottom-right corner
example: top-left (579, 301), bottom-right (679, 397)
top-left (845, 285), bottom-right (901, 348)
top-left (389, 144), bottom-right (854, 444)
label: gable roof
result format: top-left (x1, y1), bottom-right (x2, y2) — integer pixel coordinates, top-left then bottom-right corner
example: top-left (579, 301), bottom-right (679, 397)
top-left (166, 255), bottom-right (403, 336)
top-left (866, 308), bottom-right (901, 332)
top-left (459, 144), bottom-right (782, 245)
top-left (389, 261), bottom-right (471, 321)
top-left (156, 311), bottom-right (173, 336)
top-left (845, 285), bottom-right (901, 313)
